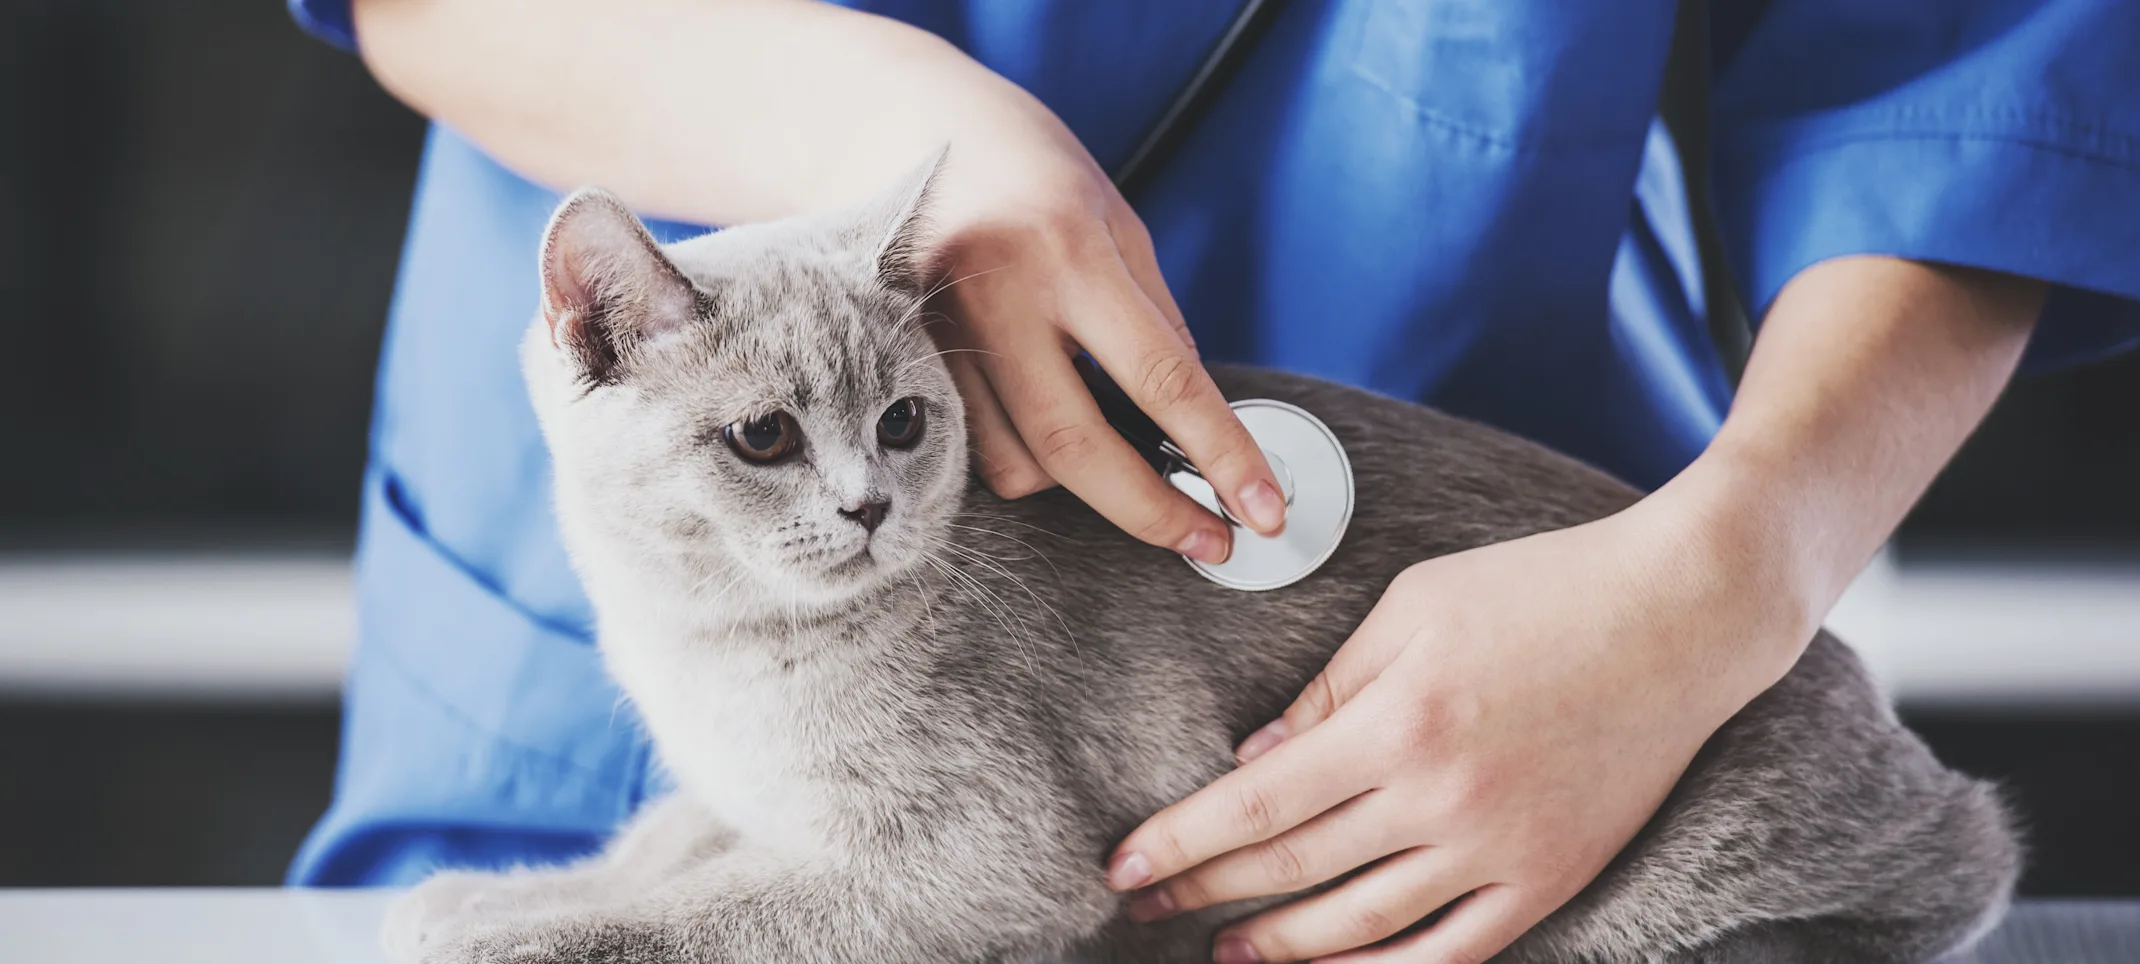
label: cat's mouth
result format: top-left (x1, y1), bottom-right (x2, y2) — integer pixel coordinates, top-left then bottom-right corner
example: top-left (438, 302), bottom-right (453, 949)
top-left (818, 543), bottom-right (889, 584)
top-left (769, 533), bottom-right (914, 597)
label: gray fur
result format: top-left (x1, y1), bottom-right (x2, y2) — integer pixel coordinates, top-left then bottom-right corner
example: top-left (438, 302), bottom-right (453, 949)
top-left (387, 166), bottom-right (2020, 964)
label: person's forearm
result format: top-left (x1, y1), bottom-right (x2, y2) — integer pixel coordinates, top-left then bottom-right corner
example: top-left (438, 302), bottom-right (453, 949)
top-left (1657, 255), bottom-right (2045, 678)
top-left (352, 0), bottom-right (1043, 224)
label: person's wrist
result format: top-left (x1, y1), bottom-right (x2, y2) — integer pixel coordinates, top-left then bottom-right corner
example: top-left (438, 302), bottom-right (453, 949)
top-left (1626, 450), bottom-right (1829, 697)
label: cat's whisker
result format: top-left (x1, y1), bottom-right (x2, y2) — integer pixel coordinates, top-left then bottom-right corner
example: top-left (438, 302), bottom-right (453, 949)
top-left (909, 568), bottom-right (943, 643)
top-left (936, 561), bottom-right (1030, 671)
top-left (899, 347), bottom-right (1002, 376)
top-left (932, 538), bottom-right (1054, 668)
top-left (684, 563), bottom-right (721, 594)
top-left (922, 542), bottom-right (1042, 681)
top-left (685, 562), bottom-right (732, 594)
top-left (697, 573), bottom-right (751, 616)
top-left (783, 578), bottom-right (802, 647)
top-left (919, 554), bottom-right (1001, 652)
top-left (943, 522), bottom-right (1062, 579)
top-left (889, 264), bottom-right (1014, 335)
top-left (897, 310), bottom-right (955, 337)
top-left (952, 510), bottom-right (1072, 542)
top-left (918, 263), bottom-right (1011, 307)
top-left (937, 531), bottom-right (1082, 666)
top-left (931, 537), bottom-right (1081, 671)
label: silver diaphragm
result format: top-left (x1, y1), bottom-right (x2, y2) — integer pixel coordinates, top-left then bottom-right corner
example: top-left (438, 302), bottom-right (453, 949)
top-left (1166, 399), bottom-right (1354, 591)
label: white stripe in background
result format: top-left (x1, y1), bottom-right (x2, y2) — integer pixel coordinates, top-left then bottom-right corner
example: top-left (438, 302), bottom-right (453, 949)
top-left (0, 554), bottom-right (353, 703)
top-left (1829, 550), bottom-right (2140, 710)
top-left (0, 549), bottom-right (2134, 708)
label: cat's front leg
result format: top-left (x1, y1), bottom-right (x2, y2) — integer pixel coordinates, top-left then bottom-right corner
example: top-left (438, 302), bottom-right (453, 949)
top-left (384, 795), bottom-right (730, 962)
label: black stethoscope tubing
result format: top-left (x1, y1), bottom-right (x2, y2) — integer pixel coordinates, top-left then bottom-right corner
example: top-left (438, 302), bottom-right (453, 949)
top-left (1109, 0), bottom-right (1287, 196)
top-left (1086, 0), bottom-right (1288, 467)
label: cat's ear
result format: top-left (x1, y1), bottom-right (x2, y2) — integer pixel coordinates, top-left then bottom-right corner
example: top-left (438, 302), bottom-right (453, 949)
top-left (539, 188), bottom-right (703, 384)
top-left (862, 146), bottom-right (949, 297)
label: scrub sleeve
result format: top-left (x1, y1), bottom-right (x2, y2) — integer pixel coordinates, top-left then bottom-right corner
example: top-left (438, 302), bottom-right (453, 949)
top-left (1709, 0), bottom-right (2140, 368)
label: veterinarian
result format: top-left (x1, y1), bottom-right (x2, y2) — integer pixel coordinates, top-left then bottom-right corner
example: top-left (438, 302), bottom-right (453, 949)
top-left (288, 0), bottom-right (2139, 960)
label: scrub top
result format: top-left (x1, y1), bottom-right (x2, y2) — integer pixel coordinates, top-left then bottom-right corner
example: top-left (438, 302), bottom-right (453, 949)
top-left (285, 0), bottom-right (2140, 886)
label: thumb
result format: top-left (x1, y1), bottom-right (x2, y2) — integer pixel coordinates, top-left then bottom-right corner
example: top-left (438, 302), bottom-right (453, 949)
top-left (1235, 595), bottom-right (1417, 763)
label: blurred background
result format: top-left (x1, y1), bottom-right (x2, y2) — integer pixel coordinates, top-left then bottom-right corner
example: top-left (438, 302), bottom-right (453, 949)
top-left (1, 0), bottom-right (2135, 895)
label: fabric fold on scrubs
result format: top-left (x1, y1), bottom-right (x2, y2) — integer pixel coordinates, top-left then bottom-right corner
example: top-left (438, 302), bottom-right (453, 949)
top-left (1711, 0), bottom-right (2140, 371)
top-left (289, 469), bottom-right (655, 886)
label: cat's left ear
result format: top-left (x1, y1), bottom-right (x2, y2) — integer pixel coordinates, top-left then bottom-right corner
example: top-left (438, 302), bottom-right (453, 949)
top-left (862, 146), bottom-right (949, 297)
top-left (539, 188), bottom-right (704, 385)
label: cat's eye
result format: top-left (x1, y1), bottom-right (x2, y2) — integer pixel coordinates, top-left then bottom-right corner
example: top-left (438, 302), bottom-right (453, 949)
top-left (877, 397), bottom-right (926, 449)
top-left (723, 411), bottom-right (802, 464)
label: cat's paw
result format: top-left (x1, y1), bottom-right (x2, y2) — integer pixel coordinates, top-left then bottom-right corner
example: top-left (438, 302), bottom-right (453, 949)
top-left (381, 871), bottom-right (512, 962)
top-left (422, 918), bottom-right (679, 964)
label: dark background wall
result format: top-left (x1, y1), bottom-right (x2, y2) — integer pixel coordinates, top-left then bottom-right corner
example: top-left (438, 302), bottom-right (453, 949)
top-left (1, 0), bottom-right (419, 547)
top-left (0, 0), bottom-right (2133, 896)
top-left (0, 0), bottom-right (409, 887)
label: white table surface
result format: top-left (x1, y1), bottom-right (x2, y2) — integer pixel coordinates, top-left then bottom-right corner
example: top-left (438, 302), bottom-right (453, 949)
top-left (0, 889), bottom-right (398, 964)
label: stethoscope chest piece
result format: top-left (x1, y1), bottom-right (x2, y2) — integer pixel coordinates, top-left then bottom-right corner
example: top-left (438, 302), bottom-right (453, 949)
top-left (1166, 400), bottom-right (1354, 591)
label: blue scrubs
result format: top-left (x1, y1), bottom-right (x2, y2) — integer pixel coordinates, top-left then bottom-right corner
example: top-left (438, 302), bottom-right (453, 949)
top-left (286, 0), bottom-right (2140, 886)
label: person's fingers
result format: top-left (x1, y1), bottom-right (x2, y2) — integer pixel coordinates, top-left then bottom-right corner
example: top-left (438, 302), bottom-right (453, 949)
top-left (1211, 847), bottom-right (1476, 964)
top-left (1108, 722), bottom-right (1370, 892)
top-left (1127, 791), bottom-right (1407, 921)
top-left (1235, 597), bottom-right (1421, 763)
top-left (978, 324), bottom-right (1233, 562)
top-left (1063, 255), bottom-right (1286, 536)
top-left (1106, 201), bottom-right (1196, 352)
top-left (1318, 883), bottom-right (1540, 964)
top-left (943, 350), bottom-right (1053, 498)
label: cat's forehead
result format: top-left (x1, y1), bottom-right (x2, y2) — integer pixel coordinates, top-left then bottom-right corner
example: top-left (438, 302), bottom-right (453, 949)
top-left (637, 245), bottom-right (932, 416)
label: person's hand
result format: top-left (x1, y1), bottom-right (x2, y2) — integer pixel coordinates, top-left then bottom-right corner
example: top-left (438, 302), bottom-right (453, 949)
top-left (918, 96), bottom-right (1286, 563)
top-left (1103, 499), bottom-right (1808, 963)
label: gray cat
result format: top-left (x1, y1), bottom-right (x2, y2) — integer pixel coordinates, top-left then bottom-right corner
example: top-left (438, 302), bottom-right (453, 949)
top-left (382, 160), bottom-right (2020, 964)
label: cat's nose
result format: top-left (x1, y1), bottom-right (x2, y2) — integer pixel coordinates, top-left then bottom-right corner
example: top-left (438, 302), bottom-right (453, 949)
top-left (839, 499), bottom-right (891, 533)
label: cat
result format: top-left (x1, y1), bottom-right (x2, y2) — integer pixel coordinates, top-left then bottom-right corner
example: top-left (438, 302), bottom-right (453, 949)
top-left (382, 157), bottom-right (2020, 964)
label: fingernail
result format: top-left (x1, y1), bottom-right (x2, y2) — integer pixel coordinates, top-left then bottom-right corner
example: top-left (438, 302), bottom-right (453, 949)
top-left (1233, 720), bottom-right (1290, 764)
top-left (1214, 936), bottom-right (1263, 964)
top-left (1239, 480), bottom-right (1286, 533)
top-left (1108, 851), bottom-right (1152, 890)
top-left (1126, 888), bottom-right (1176, 922)
top-left (1177, 529), bottom-right (1228, 565)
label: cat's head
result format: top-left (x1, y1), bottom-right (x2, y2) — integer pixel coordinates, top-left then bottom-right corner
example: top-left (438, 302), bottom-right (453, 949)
top-left (523, 156), bottom-right (967, 615)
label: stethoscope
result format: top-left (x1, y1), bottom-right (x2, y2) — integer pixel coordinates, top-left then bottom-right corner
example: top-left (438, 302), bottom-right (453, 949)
top-left (1081, 0), bottom-right (1353, 592)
